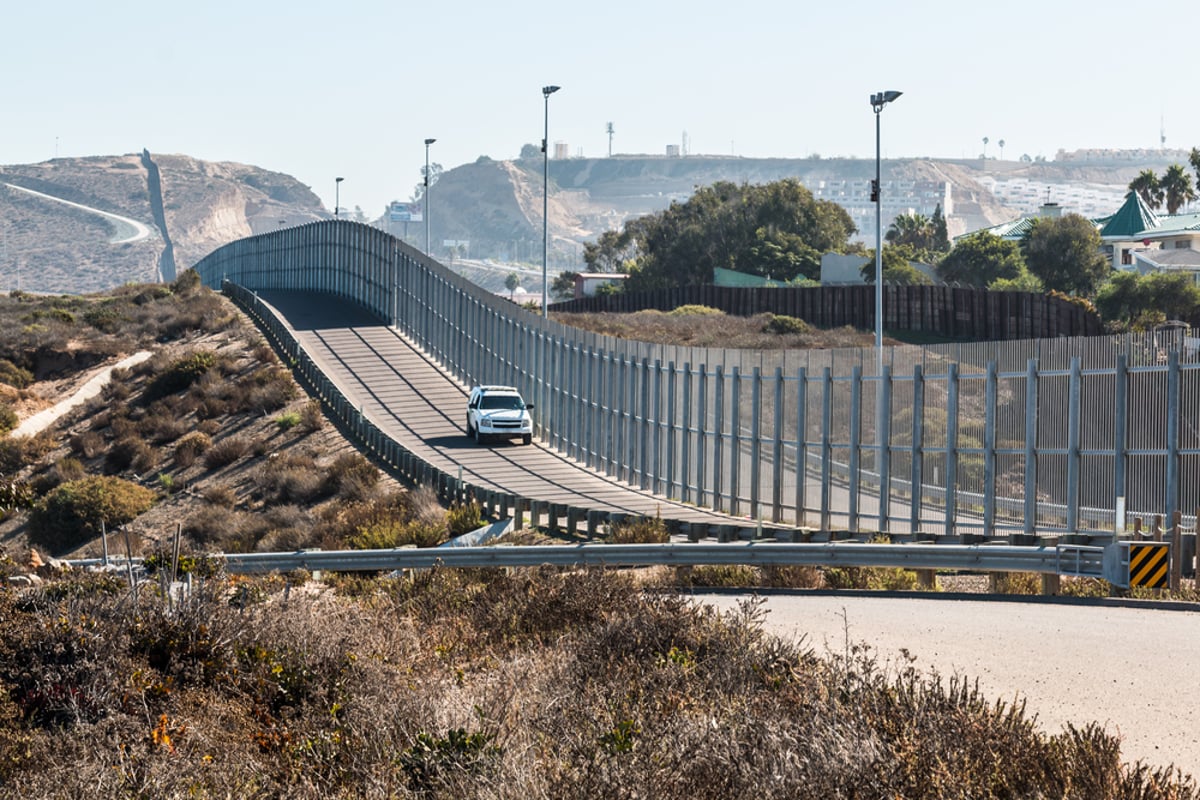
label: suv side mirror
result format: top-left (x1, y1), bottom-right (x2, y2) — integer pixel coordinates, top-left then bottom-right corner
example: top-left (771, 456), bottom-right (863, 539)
top-left (525, 403), bottom-right (534, 410)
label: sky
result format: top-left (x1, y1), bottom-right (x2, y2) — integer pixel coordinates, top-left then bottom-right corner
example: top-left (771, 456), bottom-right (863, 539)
top-left (4, 0), bottom-right (1198, 219)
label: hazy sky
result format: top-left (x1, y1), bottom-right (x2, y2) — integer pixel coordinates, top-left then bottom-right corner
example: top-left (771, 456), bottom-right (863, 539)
top-left (5, 0), bottom-right (1197, 218)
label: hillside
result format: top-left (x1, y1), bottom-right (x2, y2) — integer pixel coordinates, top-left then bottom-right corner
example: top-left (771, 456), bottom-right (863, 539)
top-left (3, 150), bottom-right (1190, 295)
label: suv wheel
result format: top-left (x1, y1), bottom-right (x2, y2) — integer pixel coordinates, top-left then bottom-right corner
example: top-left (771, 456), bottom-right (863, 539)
top-left (466, 416), bottom-right (474, 436)
top-left (522, 434), bottom-right (532, 445)
top-left (475, 427), bottom-right (485, 445)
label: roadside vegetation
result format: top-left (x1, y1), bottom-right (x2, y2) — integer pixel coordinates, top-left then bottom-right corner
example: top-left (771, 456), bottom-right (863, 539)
top-left (0, 563), bottom-right (1194, 798)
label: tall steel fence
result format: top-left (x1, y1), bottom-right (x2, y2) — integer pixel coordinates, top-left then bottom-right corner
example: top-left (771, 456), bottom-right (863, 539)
top-left (194, 220), bottom-right (1200, 537)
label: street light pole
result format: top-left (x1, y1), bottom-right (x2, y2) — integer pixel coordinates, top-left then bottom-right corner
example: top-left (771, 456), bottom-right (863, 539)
top-left (542, 84), bottom-right (560, 317)
top-left (424, 138), bottom-right (436, 257)
top-left (334, 176), bottom-right (344, 218)
top-left (870, 90), bottom-right (901, 377)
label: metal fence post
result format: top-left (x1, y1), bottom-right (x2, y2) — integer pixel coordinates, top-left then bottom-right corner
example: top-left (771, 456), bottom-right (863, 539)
top-left (878, 366), bottom-right (892, 533)
top-left (909, 364), bottom-right (925, 534)
top-left (945, 363), bottom-right (959, 537)
top-left (983, 361), bottom-right (998, 538)
top-left (1066, 357), bottom-right (1082, 533)
top-left (713, 365), bottom-right (725, 513)
top-left (1166, 350), bottom-right (1181, 526)
top-left (849, 366), bottom-right (862, 532)
top-left (729, 366), bottom-right (741, 517)
top-left (666, 360), bottom-right (677, 498)
top-left (821, 367), bottom-right (833, 532)
top-left (771, 366), bottom-right (783, 523)
top-left (1024, 359), bottom-right (1038, 536)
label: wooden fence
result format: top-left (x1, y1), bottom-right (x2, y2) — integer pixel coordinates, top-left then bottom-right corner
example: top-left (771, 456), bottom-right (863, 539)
top-left (550, 284), bottom-right (1103, 341)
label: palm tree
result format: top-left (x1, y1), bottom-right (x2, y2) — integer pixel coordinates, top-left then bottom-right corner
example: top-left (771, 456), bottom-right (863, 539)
top-left (1129, 169), bottom-right (1163, 209)
top-left (998, 139), bottom-right (1006, 160)
top-left (1190, 147), bottom-right (1200, 190)
top-left (1161, 164), bottom-right (1196, 215)
top-left (982, 136), bottom-right (989, 159)
top-left (886, 213), bottom-right (934, 250)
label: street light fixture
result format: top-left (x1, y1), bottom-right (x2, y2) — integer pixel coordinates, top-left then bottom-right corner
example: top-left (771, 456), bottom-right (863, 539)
top-left (334, 176), bottom-right (344, 218)
top-left (870, 90), bottom-right (901, 376)
top-left (541, 84), bottom-right (560, 317)
top-left (424, 138), bottom-right (436, 256)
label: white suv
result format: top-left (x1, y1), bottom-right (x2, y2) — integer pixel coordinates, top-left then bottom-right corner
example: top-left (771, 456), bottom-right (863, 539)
top-left (466, 385), bottom-right (534, 445)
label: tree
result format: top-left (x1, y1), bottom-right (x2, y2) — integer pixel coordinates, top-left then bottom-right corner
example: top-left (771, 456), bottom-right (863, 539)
top-left (1129, 169), bottom-right (1163, 209)
top-left (930, 204), bottom-right (951, 252)
top-left (615, 179), bottom-right (857, 292)
top-left (504, 272), bottom-right (521, 300)
top-left (519, 143), bottom-right (540, 160)
top-left (551, 271), bottom-right (578, 301)
top-left (936, 231), bottom-right (1024, 287)
top-left (1191, 147), bottom-right (1200, 190)
top-left (1094, 271), bottom-right (1200, 329)
top-left (885, 213), bottom-right (933, 250)
top-left (1020, 214), bottom-right (1109, 296)
top-left (988, 268), bottom-right (1043, 292)
top-left (1161, 163), bottom-right (1196, 214)
top-left (859, 244), bottom-right (932, 285)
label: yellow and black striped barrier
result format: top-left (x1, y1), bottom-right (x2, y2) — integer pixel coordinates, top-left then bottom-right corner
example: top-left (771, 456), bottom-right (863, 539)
top-left (1128, 542), bottom-right (1170, 589)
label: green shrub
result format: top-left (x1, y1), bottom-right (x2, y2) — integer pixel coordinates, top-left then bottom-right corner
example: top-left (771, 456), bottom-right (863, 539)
top-left (28, 475), bottom-right (156, 553)
top-left (447, 500), bottom-right (484, 537)
top-left (274, 411), bottom-right (301, 431)
top-left (669, 304), bottom-right (725, 317)
top-left (0, 438), bottom-right (28, 476)
top-left (0, 359), bottom-right (33, 389)
top-left (0, 480), bottom-right (35, 512)
top-left (144, 350), bottom-right (217, 403)
top-left (762, 313), bottom-right (812, 335)
top-left (0, 402), bottom-right (17, 435)
top-left (608, 514), bottom-right (669, 543)
top-left (684, 564), bottom-right (760, 587)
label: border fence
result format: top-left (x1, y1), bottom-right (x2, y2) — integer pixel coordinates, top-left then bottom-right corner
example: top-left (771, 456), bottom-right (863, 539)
top-left (194, 220), bottom-right (1200, 539)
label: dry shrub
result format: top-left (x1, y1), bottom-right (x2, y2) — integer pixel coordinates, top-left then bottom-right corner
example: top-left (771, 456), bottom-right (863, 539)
top-left (322, 452), bottom-right (379, 502)
top-left (0, 358), bottom-right (33, 389)
top-left (761, 563), bottom-right (826, 588)
top-left (299, 399), bottom-right (325, 432)
top-left (254, 505), bottom-right (317, 552)
top-left (105, 435), bottom-right (158, 475)
top-left (201, 483), bottom-right (238, 508)
top-left (447, 500), bottom-right (485, 537)
top-left (991, 571), bottom-right (1041, 595)
top-left (608, 514), bottom-right (669, 544)
top-left (172, 431), bottom-right (212, 468)
top-left (183, 504), bottom-right (243, 548)
top-left (825, 565), bottom-right (920, 591)
top-left (203, 435), bottom-right (251, 470)
top-left (0, 401), bottom-right (16, 435)
top-left (31, 457), bottom-right (87, 494)
top-left (137, 405), bottom-right (190, 444)
top-left (254, 452), bottom-right (325, 506)
top-left (0, 439), bottom-right (27, 477)
top-left (69, 430), bottom-right (104, 459)
top-left (684, 564), bottom-right (761, 587)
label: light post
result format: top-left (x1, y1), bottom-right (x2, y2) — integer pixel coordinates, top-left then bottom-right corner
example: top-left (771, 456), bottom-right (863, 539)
top-left (424, 138), bottom-right (436, 256)
top-left (870, 89), bottom-right (901, 534)
top-left (541, 84), bottom-right (560, 317)
top-left (870, 90), bottom-right (901, 376)
top-left (334, 176), bottom-right (344, 218)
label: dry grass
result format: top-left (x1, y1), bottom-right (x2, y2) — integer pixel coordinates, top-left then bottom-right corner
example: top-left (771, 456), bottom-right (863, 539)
top-left (0, 566), bottom-right (1192, 798)
top-left (552, 308), bottom-right (876, 350)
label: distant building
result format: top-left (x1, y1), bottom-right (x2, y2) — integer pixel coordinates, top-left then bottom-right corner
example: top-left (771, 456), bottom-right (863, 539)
top-left (807, 178), bottom-right (952, 246)
top-left (574, 272), bottom-right (628, 298)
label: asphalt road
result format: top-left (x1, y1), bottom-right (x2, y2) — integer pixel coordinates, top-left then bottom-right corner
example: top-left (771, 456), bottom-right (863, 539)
top-left (696, 592), bottom-right (1200, 781)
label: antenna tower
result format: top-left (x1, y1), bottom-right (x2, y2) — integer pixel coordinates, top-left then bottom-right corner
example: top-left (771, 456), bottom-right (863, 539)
top-left (606, 122), bottom-right (614, 157)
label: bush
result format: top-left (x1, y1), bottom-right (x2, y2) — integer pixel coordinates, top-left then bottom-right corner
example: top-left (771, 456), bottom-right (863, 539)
top-left (447, 500), bottom-right (484, 537)
top-left (203, 436), bottom-right (251, 470)
top-left (0, 359), bottom-right (33, 389)
top-left (0, 438), bottom-right (28, 477)
top-left (608, 514), bottom-right (669, 544)
top-left (669, 304), bottom-right (725, 317)
top-left (105, 435), bottom-right (158, 475)
top-left (762, 313), bottom-right (813, 335)
top-left (322, 452), bottom-right (379, 501)
top-left (274, 411), bottom-right (301, 431)
top-left (28, 475), bottom-right (156, 553)
top-left (144, 350), bottom-right (217, 404)
top-left (69, 430), bottom-right (104, 459)
top-left (299, 399), bottom-right (325, 432)
top-left (0, 402), bottom-right (16, 435)
top-left (173, 431), bottom-right (212, 468)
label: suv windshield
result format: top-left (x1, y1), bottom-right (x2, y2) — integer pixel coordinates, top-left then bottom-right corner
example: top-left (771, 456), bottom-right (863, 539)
top-left (481, 395), bottom-right (523, 411)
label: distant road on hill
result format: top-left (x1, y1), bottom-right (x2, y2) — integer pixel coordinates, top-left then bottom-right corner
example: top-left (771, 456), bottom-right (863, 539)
top-left (2, 182), bottom-right (154, 244)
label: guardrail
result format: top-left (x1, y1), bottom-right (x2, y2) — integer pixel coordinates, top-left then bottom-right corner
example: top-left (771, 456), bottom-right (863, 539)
top-left (70, 541), bottom-right (1097, 577)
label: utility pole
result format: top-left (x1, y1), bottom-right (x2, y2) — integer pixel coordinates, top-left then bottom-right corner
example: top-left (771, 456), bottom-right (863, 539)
top-left (606, 122), bottom-right (614, 157)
